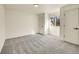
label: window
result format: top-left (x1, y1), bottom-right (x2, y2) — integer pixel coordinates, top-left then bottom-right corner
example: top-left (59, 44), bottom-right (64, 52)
top-left (50, 16), bottom-right (60, 26)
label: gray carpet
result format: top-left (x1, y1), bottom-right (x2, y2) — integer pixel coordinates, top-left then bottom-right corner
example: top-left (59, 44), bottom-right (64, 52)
top-left (1, 34), bottom-right (79, 54)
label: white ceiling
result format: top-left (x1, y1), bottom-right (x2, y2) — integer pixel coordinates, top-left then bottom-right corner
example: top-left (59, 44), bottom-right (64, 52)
top-left (5, 4), bottom-right (66, 14)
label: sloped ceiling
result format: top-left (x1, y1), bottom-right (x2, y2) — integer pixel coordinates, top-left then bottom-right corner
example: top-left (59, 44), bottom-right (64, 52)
top-left (5, 4), bottom-right (66, 14)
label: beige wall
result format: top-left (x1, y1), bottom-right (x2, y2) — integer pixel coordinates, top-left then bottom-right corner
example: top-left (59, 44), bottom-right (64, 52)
top-left (6, 8), bottom-right (40, 39)
top-left (0, 5), bottom-right (5, 52)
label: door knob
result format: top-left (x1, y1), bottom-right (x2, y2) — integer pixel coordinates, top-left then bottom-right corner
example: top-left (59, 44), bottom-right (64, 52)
top-left (74, 28), bottom-right (79, 30)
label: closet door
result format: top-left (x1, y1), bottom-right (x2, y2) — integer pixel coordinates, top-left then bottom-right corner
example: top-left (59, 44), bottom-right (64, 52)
top-left (64, 8), bottom-right (79, 44)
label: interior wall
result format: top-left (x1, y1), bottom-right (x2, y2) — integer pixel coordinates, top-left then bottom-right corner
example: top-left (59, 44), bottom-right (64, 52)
top-left (0, 5), bottom-right (5, 52)
top-left (44, 13), bottom-right (49, 34)
top-left (6, 8), bottom-right (40, 39)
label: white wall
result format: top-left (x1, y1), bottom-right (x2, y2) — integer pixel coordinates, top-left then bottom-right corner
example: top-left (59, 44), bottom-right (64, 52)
top-left (44, 13), bottom-right (49, 34)
top-left (0, 5), bottom-right (5, 52)
top-left (6, 8), bottom-right (39, 39)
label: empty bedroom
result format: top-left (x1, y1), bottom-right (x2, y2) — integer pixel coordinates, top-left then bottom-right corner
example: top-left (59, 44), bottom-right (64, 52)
top-left (0, 4), bottom-right (79, 54)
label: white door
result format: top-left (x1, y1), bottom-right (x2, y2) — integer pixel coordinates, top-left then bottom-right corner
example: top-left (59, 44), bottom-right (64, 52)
top-left (39, 14), bottom-right (45, 34)
top-left (64, 8), bottom-right (79, 44)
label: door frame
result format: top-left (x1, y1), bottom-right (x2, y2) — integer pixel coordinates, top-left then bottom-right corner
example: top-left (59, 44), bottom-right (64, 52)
top-left (60, 5), bottom-right (79, 45)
